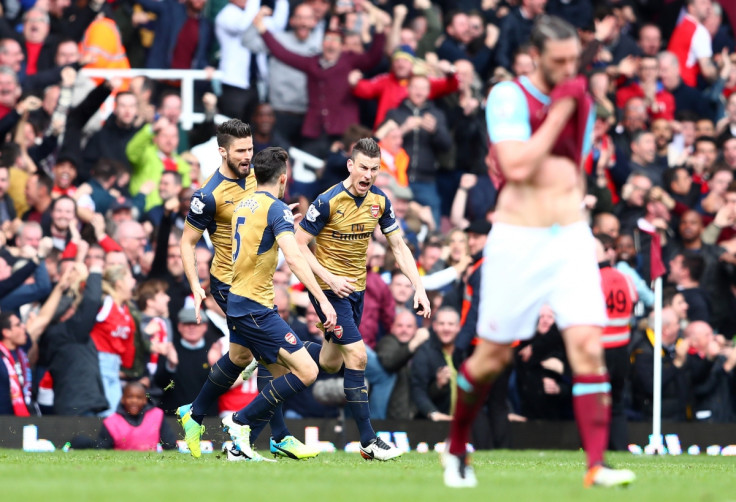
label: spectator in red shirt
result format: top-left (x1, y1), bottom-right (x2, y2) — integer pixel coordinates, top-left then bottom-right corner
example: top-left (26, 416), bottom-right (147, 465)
top-left (616, 55), bottom-right (675, 121)
top-left (351, 44), bottom-right (458, 130)
top-left (667, 0), bottom-right (717, 87)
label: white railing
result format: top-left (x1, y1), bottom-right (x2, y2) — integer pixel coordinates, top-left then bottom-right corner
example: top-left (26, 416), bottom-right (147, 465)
top-left (80, 69), bottom-right (227, 130)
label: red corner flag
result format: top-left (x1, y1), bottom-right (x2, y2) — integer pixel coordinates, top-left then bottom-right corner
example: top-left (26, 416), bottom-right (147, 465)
top-left (637, 219), bottom-right (666, 281)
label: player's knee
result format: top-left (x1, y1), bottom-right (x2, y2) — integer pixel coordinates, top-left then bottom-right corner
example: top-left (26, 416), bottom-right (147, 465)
top-left (298, 361), bottom-right (319, 386)
top-left (229, 351), bottom-right (253, 367)
top-left (320, 359), bottom-right (342, 374)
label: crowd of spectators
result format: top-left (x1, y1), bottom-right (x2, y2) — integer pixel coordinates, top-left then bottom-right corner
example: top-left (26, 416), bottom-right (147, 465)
top-left (0, 0), bottom-right (736, 449)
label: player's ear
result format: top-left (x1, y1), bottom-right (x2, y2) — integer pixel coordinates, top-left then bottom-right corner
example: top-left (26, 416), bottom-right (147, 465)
top-left (218, 146), bottom-right (226, 159)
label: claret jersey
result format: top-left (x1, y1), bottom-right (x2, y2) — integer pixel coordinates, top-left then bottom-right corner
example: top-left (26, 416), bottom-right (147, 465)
top-left (185, 169), bottom-right (257, 285)
top-left (299, 183), bottom-right (399, 292)
top-left (228, 191), bottom-right (295, 316)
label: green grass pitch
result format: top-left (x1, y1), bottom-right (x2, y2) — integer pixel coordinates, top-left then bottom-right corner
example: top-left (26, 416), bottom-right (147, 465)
top-left (1, 449), bottom-right (734, 502)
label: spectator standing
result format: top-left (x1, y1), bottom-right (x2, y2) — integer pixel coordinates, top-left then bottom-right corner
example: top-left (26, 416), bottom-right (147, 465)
top-left (126, 117), bottom-right (191, 212)
top-left (91, 265), bottom-right (137, 416)
top-left (667, 0), bottom-right (717, 87)
top-left (253, 5), bottom-right (386, 160)
top-left (0, 312), bottom-right (33, 415)
top-left (242, 1), bottom-right (322, 147)
top-left (495, 0), bottom-right (547, 71)
top-left (383, 74), bottom-right (452, 225)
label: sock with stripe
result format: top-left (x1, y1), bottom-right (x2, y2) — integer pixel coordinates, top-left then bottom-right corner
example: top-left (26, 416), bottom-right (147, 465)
top-left (248, 365), bottom-right (290, 443)
top-left (572, 373), bottom-right (611, 468)
top-left (344, 368), bottom-right (375, 447)
top-left (447, 361), bottom-right (492, 456)
top-left (191, 354), bottom-right (243, 424)
top-left (233, 372), bottom-right (307, 426)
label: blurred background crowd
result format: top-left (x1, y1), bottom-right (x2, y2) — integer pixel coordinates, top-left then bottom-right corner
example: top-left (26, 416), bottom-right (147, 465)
top-left (0, 0), bottom-right (735, 450)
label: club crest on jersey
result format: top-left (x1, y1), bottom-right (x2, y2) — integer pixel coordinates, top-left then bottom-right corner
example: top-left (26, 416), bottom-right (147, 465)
top-left (191, 197), bottom-right (205, 215)
top-left (284, 333), bottom-right (297, 345)
top-left (333, 325), bottom-right (344, 339)
top-left (370, 204), bottom-right (380, 218)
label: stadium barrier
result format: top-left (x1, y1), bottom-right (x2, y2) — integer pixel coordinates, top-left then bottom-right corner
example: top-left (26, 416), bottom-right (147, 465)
top-left (2, 416), bottom-right (736, 452)
top-left (79, 68), bottom-right (229, 130)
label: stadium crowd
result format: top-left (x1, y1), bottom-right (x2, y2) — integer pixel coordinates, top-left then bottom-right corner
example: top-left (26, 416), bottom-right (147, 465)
top-left (0, 0), bottom-right (736, 450)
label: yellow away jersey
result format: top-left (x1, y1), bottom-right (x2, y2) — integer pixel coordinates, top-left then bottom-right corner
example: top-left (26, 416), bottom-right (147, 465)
top-left (299, 183), bottom-right (399, 291)
top-left (228, 191), bottom-right (295, 315)
top-left (185, 168), bottom-right (256, 285)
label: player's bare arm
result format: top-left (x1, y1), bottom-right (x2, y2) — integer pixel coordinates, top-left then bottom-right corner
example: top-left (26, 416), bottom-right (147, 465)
top-left (386, 231), bottom-right (431, 318)
top-left (294, 227), bottom-right (356, 298)
top-left (495, 98), bottom-right (576, 183)
top-left (278, 233), bottom-right (337, 330)
top-left (181, 224), bottom-right (206, 323)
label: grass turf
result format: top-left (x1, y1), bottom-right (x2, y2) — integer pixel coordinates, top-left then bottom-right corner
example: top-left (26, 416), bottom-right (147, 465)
top-left (1, 448), bottom-right (733, 502)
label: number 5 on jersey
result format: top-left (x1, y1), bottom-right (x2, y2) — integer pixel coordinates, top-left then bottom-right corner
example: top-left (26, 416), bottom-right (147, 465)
top-left (233, 216), bottom-right (246, 262)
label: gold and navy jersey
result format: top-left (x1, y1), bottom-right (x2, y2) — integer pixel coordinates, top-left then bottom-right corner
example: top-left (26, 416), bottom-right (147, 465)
top-left (185, 169), bottom-right (257, 285)
top-left (228, 191), bottom-right (295, 316)
top-left (300, 183), bottom-right (399, 291)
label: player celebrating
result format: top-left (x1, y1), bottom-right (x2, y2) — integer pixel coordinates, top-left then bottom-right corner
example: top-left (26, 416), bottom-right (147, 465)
top-left (221, 147), bottom-right (337, 460)
top-left (442, 16), bottom-right (636, 488)
top-left (295, 138), bottom-right (431, 461)
top-left (177, 120), bottom-right (310, 460)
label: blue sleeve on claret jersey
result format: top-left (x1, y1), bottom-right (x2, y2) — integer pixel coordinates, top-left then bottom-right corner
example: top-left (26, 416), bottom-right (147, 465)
top-left (299, 193), bottom-right (331, 236)
top-left (486, 81), bottom-right (531, 144)
top-left (185, 188), bottom-right (216, 232)
top-left (377, 191), bottom-right (399, 235)
top-left (582, 106), bottom-right (595, 160)
top-left (269, 200), bottom-right (296, 237)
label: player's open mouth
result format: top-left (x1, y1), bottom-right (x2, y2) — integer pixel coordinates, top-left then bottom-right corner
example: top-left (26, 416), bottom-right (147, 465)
top-left (358, 181), bottom-right (370, 189)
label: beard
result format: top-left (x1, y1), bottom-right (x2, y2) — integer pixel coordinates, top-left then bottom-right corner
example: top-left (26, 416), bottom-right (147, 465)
top-left (227, 154), bottom-right (250, 179)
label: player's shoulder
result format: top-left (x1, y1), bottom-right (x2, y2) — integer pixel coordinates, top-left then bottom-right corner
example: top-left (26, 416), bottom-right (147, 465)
top-left (317, 183), bottom-right (345, 204)
top-left (487, 79), bottom-right (524, 104)
top-left (368, 185), bottom-right (391, 204)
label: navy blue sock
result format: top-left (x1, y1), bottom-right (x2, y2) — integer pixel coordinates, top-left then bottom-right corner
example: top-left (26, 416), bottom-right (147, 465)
top-left (234, 372), bottom-right (307, 426)
top-left (344, 368), bottom-right (375, 447)
top-left (191, 354), bottom-right (243, 424)
top-left (303, 341), bottom-right (322, 367)
top-left (248, 366), bottom-right (290, 443)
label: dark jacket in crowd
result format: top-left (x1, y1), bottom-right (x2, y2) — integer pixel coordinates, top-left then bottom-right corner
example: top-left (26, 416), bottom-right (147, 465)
top-left (83, 118), bottom-right (142, 182)
top-left (376, 334), bottom-right (417, 420)
top-left (37, 272), bottom-right (109, 416)
top-left (136, 0), bottom-right (213, 70)
top-left (494, 7), bottom-right (535, 70)
top-left (688, 353), bottom-right (736, 423)
top-left (384, 98), bottom-right (452, 184)
top-left (630, 330), bottom-right (692, 421)
top-left (410, 333), bottom-right (462, 418)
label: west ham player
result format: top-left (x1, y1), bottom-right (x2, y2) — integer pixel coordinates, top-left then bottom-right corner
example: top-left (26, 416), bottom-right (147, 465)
top-left (220, 147), bottom-right (337, 461)
top-left (295, 138), bottom-right (431, 461)
top-left (177, 120), bottom-right (312, 460)
top-left (442, 16), bottom-right (636, 488)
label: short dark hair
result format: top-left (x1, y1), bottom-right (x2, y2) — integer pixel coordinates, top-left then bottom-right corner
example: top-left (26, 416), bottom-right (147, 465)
top-left (216, 119), bottom-right (252, 149)
top-left (135, 279), bottom-right (168, 311)
top-left (350, 137), bottom-right (380, 161)
top-left (161, 170), bottom-right (183, 186)
top-left (35, 173), bottom-right (54, 195)
top-left (662, 286), bottom-right (680, 306)
top-left (253, 147), bottom-right (289, 185)
top-left (663, 165), bottom-right (688, 189)
top-left (679, 251), bottom-right (705, 282)
top-left (594, 233), bottom-right (615, 250)
top-left (530, 15), bottom-right (578, 53)
top-left (91, 158), bottom-right (119, 182)
top-left (0, 312), bottom-right (16, 336)
top-left (694, 135), bottom-right (717, 150)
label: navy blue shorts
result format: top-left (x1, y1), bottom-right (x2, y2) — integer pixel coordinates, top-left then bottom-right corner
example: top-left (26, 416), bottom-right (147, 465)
top-left (210, 275), bottom-right (230, 313)
top-left (229, 307), bottom-right (304, 364)
top-left (308, 290), bottom-right (365, 345)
